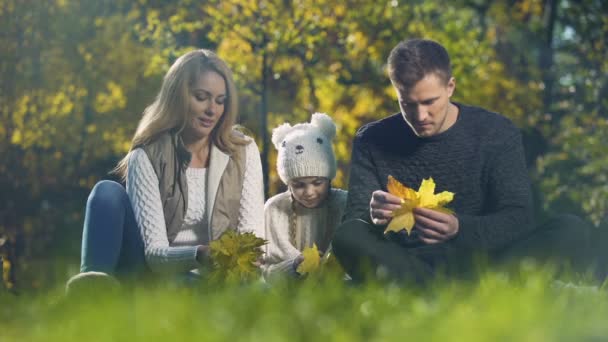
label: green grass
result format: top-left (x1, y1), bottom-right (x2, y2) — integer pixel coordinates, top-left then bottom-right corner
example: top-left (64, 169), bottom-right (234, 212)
top-left (2, 265), bottom-right (607, 341)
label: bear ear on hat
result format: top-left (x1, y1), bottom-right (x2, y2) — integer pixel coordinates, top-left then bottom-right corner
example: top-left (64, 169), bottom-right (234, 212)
top-left (271, 123), bottom-right (292, 149)
top-left (311, 112), bottom-right (336, 140)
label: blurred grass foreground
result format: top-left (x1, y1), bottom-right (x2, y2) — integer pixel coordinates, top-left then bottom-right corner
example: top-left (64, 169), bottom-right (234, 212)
top-left (2, 264), bottom-right (608, 341)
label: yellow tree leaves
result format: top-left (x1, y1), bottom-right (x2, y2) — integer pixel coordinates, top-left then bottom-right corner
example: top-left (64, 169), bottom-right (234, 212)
top-left (1, 257), bottom-right (13, 290)
top-left (0, 236), bottom-right (13, 290)
top-left (385, 175), bottom-right (454, 235)
top-left (94, 82), bottom-right (127, 114)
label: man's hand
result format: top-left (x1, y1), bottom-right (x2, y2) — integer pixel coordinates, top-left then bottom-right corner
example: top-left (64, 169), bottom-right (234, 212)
top-left (370, 190), bottom-right (403, 225)
top-left (414, 207), bottom-right (459, 244)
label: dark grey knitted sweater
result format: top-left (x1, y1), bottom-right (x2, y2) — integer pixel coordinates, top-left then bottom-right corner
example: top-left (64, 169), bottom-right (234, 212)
top-left (343, 103), bottom-right (535, 253)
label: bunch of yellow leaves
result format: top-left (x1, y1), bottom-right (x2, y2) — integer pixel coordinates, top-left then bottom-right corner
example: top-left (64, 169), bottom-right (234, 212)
top-left (208, 230), bottom-right (267, 284)
top-left (385, 175), bottom-right (455, 235)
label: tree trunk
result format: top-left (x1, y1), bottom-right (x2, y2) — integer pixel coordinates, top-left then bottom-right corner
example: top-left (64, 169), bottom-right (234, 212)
top-left (261, 50), bottom-right (270, 199)
top-left (540, 0), bottom-right (558, 116)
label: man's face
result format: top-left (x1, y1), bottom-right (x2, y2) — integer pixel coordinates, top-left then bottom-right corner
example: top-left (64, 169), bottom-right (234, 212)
top-left (394, 73), bottom-right (457, 138)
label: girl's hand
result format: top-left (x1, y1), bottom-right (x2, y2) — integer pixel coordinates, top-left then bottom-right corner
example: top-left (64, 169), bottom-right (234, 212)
top-left (293, 254), bottom-right (304, 273)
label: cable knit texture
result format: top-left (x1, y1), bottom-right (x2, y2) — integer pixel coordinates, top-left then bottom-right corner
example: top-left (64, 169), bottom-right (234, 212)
top-left (127, 141), bottom-right (264, 273)
top-left (179, 168), bottom-right (208, 243)
top-left (236, 141), bottom-right (265, 236)
top-left (262, 188), bottom-right (347, 278)
top-left (344, 103), bottom-right (535, 253)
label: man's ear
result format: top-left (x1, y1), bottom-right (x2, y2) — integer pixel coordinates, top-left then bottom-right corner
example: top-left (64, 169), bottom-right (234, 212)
top-left (447, 77), bottom-right (456, 97)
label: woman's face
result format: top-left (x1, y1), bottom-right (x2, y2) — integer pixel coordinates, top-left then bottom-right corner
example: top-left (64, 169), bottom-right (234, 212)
top-left (185, 70), bottom-right (226, 140)
top-left (288, 177), bottom-right (330, 209)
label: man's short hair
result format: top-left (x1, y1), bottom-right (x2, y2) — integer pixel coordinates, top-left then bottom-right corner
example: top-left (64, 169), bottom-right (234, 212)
top-left (388, 39), bottom-right (452, 91)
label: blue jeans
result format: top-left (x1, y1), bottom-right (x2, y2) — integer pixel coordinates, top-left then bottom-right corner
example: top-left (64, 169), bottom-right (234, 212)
top-left (80, 180), bottom-right (147, 278)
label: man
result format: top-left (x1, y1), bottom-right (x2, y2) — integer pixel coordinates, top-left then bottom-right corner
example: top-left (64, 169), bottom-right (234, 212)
top-left (332, 38), bottom-right (592, 283)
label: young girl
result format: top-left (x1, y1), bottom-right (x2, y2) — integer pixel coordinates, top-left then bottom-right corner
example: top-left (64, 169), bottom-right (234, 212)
top-left (262, 113), bottom-right (347, 279)
top-left (66, 49), bottom-right (264, 292)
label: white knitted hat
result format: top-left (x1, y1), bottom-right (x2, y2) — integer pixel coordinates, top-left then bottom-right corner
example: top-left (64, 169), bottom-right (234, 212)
top-left (271, 113), bottom-right (337, 184)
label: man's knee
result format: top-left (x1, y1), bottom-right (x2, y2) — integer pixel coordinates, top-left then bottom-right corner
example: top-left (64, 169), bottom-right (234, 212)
top-left (333, 220), bottom-right (370, 252)
top-left (536, 214), bottom-right (592, 245)
top-left (540, 214), bottom-right (592, 232)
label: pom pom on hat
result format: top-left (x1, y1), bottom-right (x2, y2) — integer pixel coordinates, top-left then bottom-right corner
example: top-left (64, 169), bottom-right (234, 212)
top-left (273, 113), bottom-right (337, 184)
top-left (310, 113), bottom-right (336, 140)
top-left (271, 123), bottom-right (292, 149)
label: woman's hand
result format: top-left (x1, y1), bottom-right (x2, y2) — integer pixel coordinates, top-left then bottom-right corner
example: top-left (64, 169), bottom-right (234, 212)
top-left (252, 256), bottom-right (264, 268)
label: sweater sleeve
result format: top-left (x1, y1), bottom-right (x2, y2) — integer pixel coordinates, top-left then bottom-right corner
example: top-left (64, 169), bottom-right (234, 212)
top-left (452, 130), bottom-right (535, 252)
top-left (126, 148), bottom-right (199, 273)
top-left (262, 258), bottom-right (299, 278)
top-left (261, 194), bottom-right (301, 279)
top-left (235, 140), bottom-right (265, 240)
top-left (343, 134), bottom-right (381, 223)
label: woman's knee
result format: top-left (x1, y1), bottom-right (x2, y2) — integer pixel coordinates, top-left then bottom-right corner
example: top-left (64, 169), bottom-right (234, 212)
top-left (88, 180), bottom-right (128, 211)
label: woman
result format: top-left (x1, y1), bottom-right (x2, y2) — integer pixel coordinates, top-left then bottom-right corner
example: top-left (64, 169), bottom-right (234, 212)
top-left (262, 113), bottom-right (347, 279)
top-left (67, 49), bottom-right (264, 292)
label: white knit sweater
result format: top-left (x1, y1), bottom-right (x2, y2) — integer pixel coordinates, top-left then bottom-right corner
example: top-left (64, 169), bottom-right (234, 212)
top-left (126, 140), bottom-right (265, 274)
top-left (261, 188), bottom-right (347, 278)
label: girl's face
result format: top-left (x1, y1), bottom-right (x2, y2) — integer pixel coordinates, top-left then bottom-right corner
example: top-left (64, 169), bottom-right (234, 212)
top-left (185, 70), bottom-right (226, 140)
top-left (288, 177), bottom-right (330, 209)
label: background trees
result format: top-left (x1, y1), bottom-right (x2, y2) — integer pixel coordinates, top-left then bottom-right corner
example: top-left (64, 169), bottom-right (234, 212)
top-left (1, 0), bottom-right (605, 290)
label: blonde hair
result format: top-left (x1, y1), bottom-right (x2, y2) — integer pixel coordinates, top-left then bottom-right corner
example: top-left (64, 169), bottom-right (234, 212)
top-left (114, 49), bottom-right (248, 179)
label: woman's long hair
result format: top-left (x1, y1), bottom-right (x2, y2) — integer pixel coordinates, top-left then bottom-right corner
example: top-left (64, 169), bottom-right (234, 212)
top-left (114, 49), bottom-right (248, 180)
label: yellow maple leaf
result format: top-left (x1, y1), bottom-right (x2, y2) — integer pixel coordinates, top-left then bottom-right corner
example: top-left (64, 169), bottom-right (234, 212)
top-left (385, 176), bottom-right (454, 235)
top-left (297, 243), bottom-right (321, 275)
